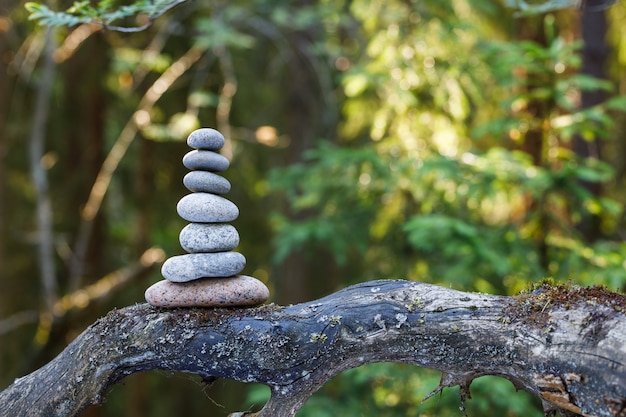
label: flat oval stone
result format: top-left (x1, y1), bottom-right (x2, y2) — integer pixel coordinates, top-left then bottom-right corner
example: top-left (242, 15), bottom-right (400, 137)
top-left (187, 128), bottom-right (225, 150)
top-left (145, 275), bottom-right (270, 308)
top-left (161, 252), bottom-right (246, 282)
top-left (177, 193), bottom-right (239, 223)
top-left (183, 171), bottom-right (231, 194)
top-left (179, 223), bottom-right (239, 253)
top-left (183, 150), bottom-right (230, 172)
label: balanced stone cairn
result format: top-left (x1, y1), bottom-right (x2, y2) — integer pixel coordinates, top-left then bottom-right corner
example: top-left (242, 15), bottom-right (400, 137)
top-left (145, 128), bottom-right (270, 308)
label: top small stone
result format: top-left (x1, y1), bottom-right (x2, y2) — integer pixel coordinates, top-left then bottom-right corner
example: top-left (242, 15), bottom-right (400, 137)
top-left (187, 128), bottom-right (225, 150)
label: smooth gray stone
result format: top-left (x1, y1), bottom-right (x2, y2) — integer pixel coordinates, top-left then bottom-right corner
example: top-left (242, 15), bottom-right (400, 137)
top-left (183, 150), bottom-right (230, 172)
top-left (187, 128), bottom-right (225, 150)
top-left (161, 252), bottom-right (246, 282)
top-left (179, 223), bottom-right (239, 253)
top-left (183, 171), bottom-right (231, 194)
top-left (145, 275), bottom-right (270, 308)
top-left (177, 193), bottom-right (239, 223)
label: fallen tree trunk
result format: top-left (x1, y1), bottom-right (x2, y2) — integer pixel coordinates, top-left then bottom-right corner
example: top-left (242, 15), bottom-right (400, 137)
top-left (0, 279), bottom-right (624, 417)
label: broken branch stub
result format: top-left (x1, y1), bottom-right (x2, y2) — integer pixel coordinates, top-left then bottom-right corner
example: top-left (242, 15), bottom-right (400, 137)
top-left (0, 279), bottom-right (624, 417)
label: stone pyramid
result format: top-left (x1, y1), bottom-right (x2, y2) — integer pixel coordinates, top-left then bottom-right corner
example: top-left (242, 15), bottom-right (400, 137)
top-left (145, 128), bottom-right (269, 308)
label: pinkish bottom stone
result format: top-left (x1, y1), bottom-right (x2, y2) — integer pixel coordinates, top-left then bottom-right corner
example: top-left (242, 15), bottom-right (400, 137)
top-left (145, 275), bottom-right (270, 308)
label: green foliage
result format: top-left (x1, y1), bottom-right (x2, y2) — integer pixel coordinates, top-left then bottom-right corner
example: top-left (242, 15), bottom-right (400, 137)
top-left (25, 2), bottom-right (91, 27)
top-left (246, 364), bottom-right (543, 416)
top-left (506, 0), bottom-right (617, 15)
top-left (269, 143), bottom-right (387, 265)
top-left (269, 7), bottom-right (626, 296)
top-left (477, 29), bottom-right (625, 143)
top-left (23, 0), bottom-right (605, 30)
top-left (25, 0), bottom-right (185, 29)
top-left (193, 17), bottom-right (256, 50)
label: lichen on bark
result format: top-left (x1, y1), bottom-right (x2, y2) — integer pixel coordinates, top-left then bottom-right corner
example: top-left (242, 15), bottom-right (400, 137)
top-left (0, 279), bottom-right (624, 417)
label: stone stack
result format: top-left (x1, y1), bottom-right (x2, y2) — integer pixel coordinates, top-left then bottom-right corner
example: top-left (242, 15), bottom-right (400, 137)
top-left (145, 128), bottom-right (270, 308)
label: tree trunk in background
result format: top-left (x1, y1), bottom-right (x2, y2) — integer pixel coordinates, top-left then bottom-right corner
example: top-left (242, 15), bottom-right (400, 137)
top-left (83, 35), bottom-right (107, 285)
top-left (0, 0), bottom-right (11, 311)
top-left (62, 32), bottom-right (108, 290)
top-left (0, 0), bottom-right (11, 379)
top-left (135, 136), bottom-right (153, 255)
top-left (124, 135), bottom-right (152, 417)
top-left (30, 28), bottom-right (58, 319)
top-left (0, 0), bottom-right (46, 387)
top-left (276, 8), bottom-right (329, 305)
top-left (26, 31), bottom-right (110, 377)
top-left (574, 8), bottom-right (609, 242)
top-left (514, 16), bottom-right (551, 271)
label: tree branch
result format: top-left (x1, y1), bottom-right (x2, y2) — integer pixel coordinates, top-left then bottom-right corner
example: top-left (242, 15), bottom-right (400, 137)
top-left (1, 280), bottom-right (624, 417)
top-left (54, 247), bottom-right (165, 318)
top-left (0, 311), bottom-right (39, 336)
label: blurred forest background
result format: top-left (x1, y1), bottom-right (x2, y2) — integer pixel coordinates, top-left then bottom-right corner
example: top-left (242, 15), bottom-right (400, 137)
top-left (1, 0), bottom-right (626, 415)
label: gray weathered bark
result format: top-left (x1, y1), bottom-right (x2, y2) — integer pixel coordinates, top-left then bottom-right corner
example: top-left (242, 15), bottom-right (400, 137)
top-left (0, 279), bottom-right (624, 417)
